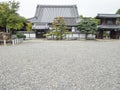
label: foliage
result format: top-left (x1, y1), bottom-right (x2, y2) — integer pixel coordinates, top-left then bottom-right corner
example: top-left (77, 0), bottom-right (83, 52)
top-left (6, 14), bottom-right (26, 30)
top-left (116, 9), bottom-right (120, 14)
top-left (46, 17), bottom-right (70, 40)
top-left (116, 9), bottom-right (120, 24)
top-left (0, 2), bottom-right (9, 27)
top-left (0, 1), bottom-right (26, 32)
top-left (16, 33), bottom-right (26, 39)
top-left (77, 17), bottom-right (98, 40)
top-left (80, 15), bottom-right (84, 18)
top-left (26, 22), bottom-right (32, 31)
top-left (103, 31), bottom-right (109, 38)
top-left (8, 1), bottom-right (19, 14)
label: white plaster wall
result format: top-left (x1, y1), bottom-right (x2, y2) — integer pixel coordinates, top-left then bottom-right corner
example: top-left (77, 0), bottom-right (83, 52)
top-left (24, 34), bottom-right (35, 39)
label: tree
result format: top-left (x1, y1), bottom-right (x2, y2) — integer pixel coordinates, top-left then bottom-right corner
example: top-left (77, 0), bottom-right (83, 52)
top-left (46, 17), bottom-right (70, 40)
top-left (77, 17), bottom-right (98, 40)
top-left (116, 9), bottom-right (120, 14)
top-left (7, 14), bottom-right (26, 31)
top-left (80, 15), bottom-right (84, 18)
top-left (0, 1), bottom-right (26, 33)
top-left (116, 9), bottom-right (120, 24)
top-left (0, 2), bottom-right (9, 29)
top-left (26, 22), bottom-right (32, 31)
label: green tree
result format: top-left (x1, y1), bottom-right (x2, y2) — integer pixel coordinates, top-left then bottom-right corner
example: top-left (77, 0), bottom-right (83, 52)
top-left (78, 17), bottom-right (98, 40)
top-left (0, 1), bottom-right (26, 33)
top-left (7, 14), bottom-right (26, 30)
top-left (116, 9), bottom-right (120, 14)
top-left (80, 15), bottom-right (84, 18)
top-left (46, 17), bottom-right (69, 40)
top-left (26, 22), bottom-right (32, 31)
top-left (0, 2), bottom-right (9, 28)
top-left (116, 9), bottom-right (120, 24)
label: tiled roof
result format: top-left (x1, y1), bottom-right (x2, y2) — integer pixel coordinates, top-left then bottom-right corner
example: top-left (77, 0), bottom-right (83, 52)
top-left (64, 17), bottom-right (77, 26)
top-left (97, 25), bottom-right (120, 29)
top-left (27, 17), bottom-right (38, 22)
top-left (28, 5), bottom-right (80, 25)
top-left (96, 14), bottom-right (120, 18)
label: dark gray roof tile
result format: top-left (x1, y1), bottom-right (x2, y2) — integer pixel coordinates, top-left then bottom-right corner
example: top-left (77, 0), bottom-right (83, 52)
top-left (28, 5), bottom-right (80, 29)
top-left (28, 5), bottom-right (79, 23)
top-left (64, 17), bottom-right (77, 26)
top-left (96, 14), bottom-right (120, 18)
top-left (97, 25), bottom-right (120, 29)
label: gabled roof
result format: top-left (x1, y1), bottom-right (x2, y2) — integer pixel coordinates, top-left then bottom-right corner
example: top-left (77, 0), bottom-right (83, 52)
top-left (96, 14), bottom-right (120, 18)
top-left (28, 5), bottom-right (79, 23)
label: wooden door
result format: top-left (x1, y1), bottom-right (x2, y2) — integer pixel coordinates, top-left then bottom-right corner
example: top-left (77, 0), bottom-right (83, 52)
top-left (36, 30), bottom-right (46, 38)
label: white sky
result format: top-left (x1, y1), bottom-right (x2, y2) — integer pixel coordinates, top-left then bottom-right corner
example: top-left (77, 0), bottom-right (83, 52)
top-left (1, 0), bottom-right (120, 18)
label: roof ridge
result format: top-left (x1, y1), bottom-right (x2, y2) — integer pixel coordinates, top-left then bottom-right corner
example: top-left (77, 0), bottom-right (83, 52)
top-left (37, 4), bottom-right (77, 7)
top-left (63, 17), bottom-right (78, 18)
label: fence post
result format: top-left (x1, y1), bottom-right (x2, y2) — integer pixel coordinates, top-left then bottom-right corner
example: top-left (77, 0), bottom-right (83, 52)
top-left (18, 39), bottom-right (20, 44)
top-left (78, 33), bottom-right (80, 40)
top-left (22, 38), bottom-right (23, 43)
top-left (15, 39), bottom-right (17, 44)
top-left (4, 40), bottom-right (6, 46)
top-left (12, 39), bottom-right (15, 45)
top-left (19, 39), bottom-right (21, 43)
top-left (17, 39), bottom-right (19, 44)
top-left (68, 34), bottom-right (69, 40)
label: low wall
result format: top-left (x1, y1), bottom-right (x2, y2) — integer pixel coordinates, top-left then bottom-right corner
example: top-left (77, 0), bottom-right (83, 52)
top-left (47, 34), bottom-right (96, 40)
top-left (0, 38), bottom-right (23, 46)
top-left (17, 31), bottom-right (35, 39)
top-left (17, 31), bottom-right (96, 40)
top-left (24, 34), bottom-right (35, 39)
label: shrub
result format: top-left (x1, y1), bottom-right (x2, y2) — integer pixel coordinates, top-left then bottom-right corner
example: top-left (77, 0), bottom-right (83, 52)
top-left (16, 33), bottom-right (26, 39)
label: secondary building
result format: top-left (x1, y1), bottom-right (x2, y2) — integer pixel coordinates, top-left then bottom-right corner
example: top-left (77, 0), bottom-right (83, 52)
top-left (28, 5), bottom-right (80, 38)
top-left (96, 14), bottom-right (120, 39)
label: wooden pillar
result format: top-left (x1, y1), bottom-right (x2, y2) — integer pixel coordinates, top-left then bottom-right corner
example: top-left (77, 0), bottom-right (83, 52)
top-left (116, 31), bottom-right (120, 39)
top-left (100, 30), bottom-right (103, 39)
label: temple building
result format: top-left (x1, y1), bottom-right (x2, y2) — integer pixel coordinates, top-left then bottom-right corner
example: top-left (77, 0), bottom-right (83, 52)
top-left (96, 14), bottom-right (120, 39)
top-left (28, 5), bottom-right (80, 38)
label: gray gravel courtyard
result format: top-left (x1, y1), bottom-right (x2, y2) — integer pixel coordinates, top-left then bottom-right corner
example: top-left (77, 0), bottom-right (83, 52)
top-left (0, 40), bottom-right (120, 90)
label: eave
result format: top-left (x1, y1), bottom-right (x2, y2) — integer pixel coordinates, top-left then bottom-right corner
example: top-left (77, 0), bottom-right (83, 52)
top-left (97, 25), bottom-right (120, 29)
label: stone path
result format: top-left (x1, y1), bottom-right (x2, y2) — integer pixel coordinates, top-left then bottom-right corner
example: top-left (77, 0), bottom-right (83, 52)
top-left (0, 40), bottom-right (120, 90)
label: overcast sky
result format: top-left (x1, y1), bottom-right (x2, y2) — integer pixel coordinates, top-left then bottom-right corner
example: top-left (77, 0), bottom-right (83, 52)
top-left (1, 0), bottom-right (120, 18)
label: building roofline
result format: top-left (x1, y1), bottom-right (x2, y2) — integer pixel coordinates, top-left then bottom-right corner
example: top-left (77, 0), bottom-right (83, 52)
top-left (97, 13), bottom-right (120, 15)
top-left (97, 25), bottom-right (120, 29)
top-left (28, 4), bottom-right (80, 27)
top-left (37, 4), bottom-right (77, 8)
top-left (96, 13), bottom-right (120, 18)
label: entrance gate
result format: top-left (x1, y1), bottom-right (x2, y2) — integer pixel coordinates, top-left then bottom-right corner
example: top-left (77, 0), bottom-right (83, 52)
top-left (36, 30), bottom-right (46, 38)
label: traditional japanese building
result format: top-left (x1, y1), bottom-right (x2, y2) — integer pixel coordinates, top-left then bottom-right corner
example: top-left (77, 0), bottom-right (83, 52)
top-left (28, 5), bottom-right (80, 38)
top-left (96, 14), bottom-right (120, 39)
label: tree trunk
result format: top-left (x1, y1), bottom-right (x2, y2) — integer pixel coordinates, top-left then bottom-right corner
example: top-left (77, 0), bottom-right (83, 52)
top-left (60, 30), bottom-right (62, 40)
top-left (85, 33), bottom-right (88, 40)
top-left (6, 26), bottom-right (8, 33)
top-left (60, 35), bottom-right (62, 40)
top-left (65, 34), bottom-right (66, 40)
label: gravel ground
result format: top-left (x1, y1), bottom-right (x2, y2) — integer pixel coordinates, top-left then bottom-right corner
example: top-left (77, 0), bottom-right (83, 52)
top-left (0, 40), bottom-right (120, 90)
